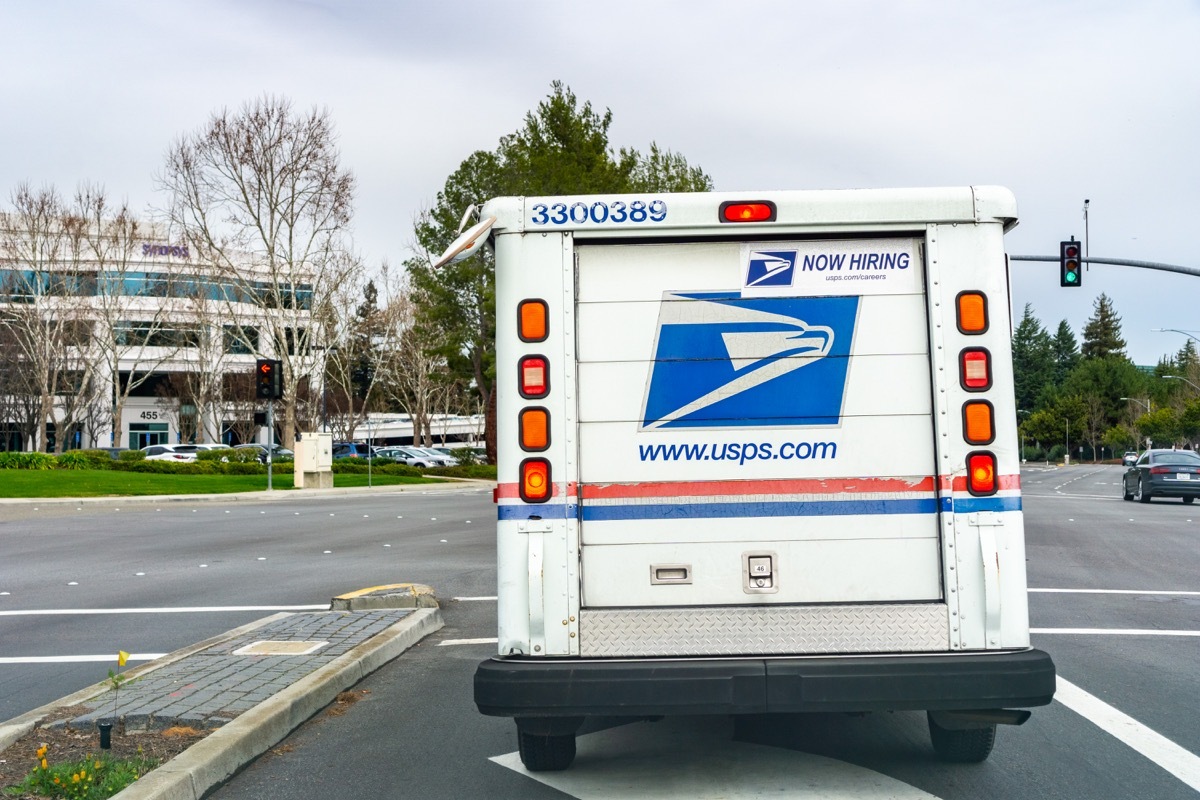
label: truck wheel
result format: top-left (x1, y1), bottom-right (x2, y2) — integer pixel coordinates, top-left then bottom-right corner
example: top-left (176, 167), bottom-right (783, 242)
top-left (517, 730), bottom-right (576, 771)
top-left (927, 713), bottom-right (996, 763)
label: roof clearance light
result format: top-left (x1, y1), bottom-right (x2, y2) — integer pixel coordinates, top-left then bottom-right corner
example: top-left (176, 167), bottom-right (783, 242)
top-left (520, 458), bottom-right (552, 503)
top-left (967, 452), bottom-right (997, 495)
top-left (519, 407), bottom-right (550, 451)
top-left (518, 299), bottom-right (548, 342)
top-left (956, 291), bottom-right (989, 334)
top-left (519, 356), bottom-right (549, 399)
top-left (963, 401), bottom-right (995, 445)
top-left (960, 349), bottom-right (991, 390)
top-left (719, 200), bottom-right (777, 223)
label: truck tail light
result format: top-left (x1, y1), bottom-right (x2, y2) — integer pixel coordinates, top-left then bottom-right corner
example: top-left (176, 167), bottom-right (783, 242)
top-left (518, 299), bottom-right (548, 342)
top-left (967, 452), bottom-right (997, 495)
top-left (956, 291), bottom-right (988, 333)
top-left (520, 458), bottom-right (552, 502)
top-left (519, 356), bottom-right (549, 398)
top-left (519, 408), bottom-right (549, 451)
top-left (960, 349), bottom-right (991, 390)
top-left (963, 401), bottom-right (994, 444)
top-left (719, 200), bottom-right (776, 223)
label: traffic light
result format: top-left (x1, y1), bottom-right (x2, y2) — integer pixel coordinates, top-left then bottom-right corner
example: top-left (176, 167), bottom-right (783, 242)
top-left (255, 359), bottom-right (283, 399)
top-left (1060, 240), bottom-right (1082, 287)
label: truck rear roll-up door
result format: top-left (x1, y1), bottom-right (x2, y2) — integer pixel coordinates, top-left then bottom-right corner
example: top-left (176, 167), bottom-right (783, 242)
top-left (574, 238), bottom-right (942, 611)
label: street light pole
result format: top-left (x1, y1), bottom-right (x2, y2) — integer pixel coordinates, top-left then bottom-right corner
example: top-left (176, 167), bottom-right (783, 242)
top-left (1164, 375), bottom-right (1200, 392)
top-left (1153, 328), bottom-right (1200, 346)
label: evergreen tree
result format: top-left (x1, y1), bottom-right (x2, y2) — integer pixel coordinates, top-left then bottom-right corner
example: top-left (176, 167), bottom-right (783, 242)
top-left (1011, 304), bottom-right (1054, 413)
top-left (350, 280), bottom-right (380, 401)
top-left (1050, 319), bottom-right (1080, 386)
top-left (407, 82), bottom-right (712, 456)
top-left (1080, 293), bottom-right (1127, 360)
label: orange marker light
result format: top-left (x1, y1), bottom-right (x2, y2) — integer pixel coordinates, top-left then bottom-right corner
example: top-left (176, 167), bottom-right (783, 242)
top-left (956, 292), bottom-right (988, 333)
top-left (520, 458), bottom-right (551, 502)
top-left (961, 349), bottom-right (991, 390)
top-left (963, 401), bottom-right (994, 444)
top-left (967, 452), bottom-right (997, 495)
top-left (719, 201), bottom-right (776, 223)
top-left (519, 408), bottom-right (550, 451)
top-left (518, 300), bottom-right (548, 342)
top-left (519, 356), bottom-right (549, 398)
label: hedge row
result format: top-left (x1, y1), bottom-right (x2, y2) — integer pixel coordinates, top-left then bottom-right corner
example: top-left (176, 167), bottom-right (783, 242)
top-left (0, 449), bottom-right (429, 478)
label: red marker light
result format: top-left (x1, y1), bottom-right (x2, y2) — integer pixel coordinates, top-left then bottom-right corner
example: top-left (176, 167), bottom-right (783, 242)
top-left (520, 458), bottom-right (552, 502)
top-left (967, 452), bottom-right (997, 495)
top-left (719, 201), bottom-right (776, 223)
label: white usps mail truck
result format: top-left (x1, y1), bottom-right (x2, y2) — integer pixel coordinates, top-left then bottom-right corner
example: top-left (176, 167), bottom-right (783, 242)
top-left (446, 187), bottom-right (1055, 771)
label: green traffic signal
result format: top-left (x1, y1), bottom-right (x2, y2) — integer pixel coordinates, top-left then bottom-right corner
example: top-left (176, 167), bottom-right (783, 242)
top-left (1060, 240), bottom-right (1082, 287)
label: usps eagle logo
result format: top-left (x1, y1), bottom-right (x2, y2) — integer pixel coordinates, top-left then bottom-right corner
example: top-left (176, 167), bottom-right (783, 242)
top-left (640, 292), bottom-right (859, 429)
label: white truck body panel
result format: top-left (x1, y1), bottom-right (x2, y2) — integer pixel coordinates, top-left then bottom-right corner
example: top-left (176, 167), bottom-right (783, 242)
top-left (490, 188), bottom-right (1030, 659)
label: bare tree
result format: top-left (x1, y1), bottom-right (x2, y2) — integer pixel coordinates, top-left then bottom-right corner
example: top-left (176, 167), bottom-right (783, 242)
top-left (377, 279), bottom-right (453, 448)
top-left (70, 185), bottom-right (192, 445)
top-left (0, 184), bottom-right (93, 452)
top-left (158, 95), bottom-right (360, 444)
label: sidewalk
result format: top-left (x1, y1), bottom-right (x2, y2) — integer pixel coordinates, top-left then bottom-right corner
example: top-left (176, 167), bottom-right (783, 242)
top-left (0, 586), bottom-right (443, 800)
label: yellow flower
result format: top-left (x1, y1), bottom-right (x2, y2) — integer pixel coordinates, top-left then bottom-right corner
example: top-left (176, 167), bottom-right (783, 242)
top-left (36, 744), bottom-right (48, 758)
top-left (72, 773), bottom-right (80, 782)
top-left (95, 760), bottom-right (102, 769)
top-left (40, 758), bottom-right (48, 769)
top-left (118, 650), bottom-right (129, 667)
top-left (53, 777), bottom-right (60, 784)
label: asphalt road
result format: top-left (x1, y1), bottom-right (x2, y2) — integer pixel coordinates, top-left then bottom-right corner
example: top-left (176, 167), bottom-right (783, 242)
top-left (0, 485), bottom-right (496, 720)
top-left (4, 466), bottom-right (1198, 798)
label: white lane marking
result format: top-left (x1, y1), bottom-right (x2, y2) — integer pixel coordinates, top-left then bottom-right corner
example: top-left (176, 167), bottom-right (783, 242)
top-left (0, 605), bottom-right (328, 616)
top-left (1030, 588), bottom-right (1200, 596)
top-left (0, 653), bottom-right (166, 664)
top-left (492, 716), bottom-right (940, 799)
top-left (1033, 628), bottom-right (1200, 636)
top-left (1057, 677), bottom-right (1200, 792)
top-left (453, 596), bottom-right (498, 601)
top-left (437, 637), bottom-right (498, 646)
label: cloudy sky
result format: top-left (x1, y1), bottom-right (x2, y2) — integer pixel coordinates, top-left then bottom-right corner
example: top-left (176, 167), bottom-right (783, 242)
top-left (3, 1), bottom-right (1197, 364)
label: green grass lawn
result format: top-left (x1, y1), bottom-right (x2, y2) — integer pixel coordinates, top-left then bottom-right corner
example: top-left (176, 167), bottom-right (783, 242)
top-left (0, 470), bottom-right (440, 498)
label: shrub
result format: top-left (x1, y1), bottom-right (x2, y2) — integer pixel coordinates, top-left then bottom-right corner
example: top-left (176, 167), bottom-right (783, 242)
top-left (425, 464), bottom-right (497, 480)
top-left (0, 451), bottom-right (56, 470)
top-left (56, 451), bottom-right (98, 470)
top-left (330, 460), bottom-right (421, 477)
top-left (118, 449), bottom-right (147, 461)
top-left (224, 461), bottom-right (265, 475)
top-left (449, 447), bottom-right (482, 466)
top-left (78, 449), bottom-right (119, 469)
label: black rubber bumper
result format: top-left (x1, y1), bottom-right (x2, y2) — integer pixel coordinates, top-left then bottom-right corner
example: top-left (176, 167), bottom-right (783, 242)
top-left (475, 649), bottom-right (1055, 718)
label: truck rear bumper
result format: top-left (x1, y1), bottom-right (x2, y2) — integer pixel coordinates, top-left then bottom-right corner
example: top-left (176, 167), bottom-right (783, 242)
top-left (475, 649), bottom-right (1055, 718)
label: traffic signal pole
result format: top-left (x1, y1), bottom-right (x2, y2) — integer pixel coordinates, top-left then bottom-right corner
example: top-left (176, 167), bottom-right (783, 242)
top-left (266, 400), bottom-right (273, 492)
top-left (1011, 255), bottom-right (1200, 279)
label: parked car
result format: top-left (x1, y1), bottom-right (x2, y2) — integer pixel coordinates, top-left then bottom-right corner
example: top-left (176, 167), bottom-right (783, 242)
top-left (1122, 449), bottom-right (1200, 504)
top-left (233, 443), bottom-right (295, 464)
top-left (1122, 451), bottom-right (1139, 466)
top-left (332, 442), bottom-right (373, 459)
top-left (373, 446), bottom-right (454, 468)
top-left (142, 444), bottom-right (205, 462)
top-left (409, 446), bottom-right (459, 466)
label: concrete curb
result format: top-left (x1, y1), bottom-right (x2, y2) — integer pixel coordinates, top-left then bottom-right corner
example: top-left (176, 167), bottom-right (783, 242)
top-left (0, 478), bottom-right (495, 507)
top-left (111, 606), bottom-right (443, 800)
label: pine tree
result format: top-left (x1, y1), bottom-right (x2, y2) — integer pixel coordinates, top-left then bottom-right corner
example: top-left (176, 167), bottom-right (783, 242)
top-left (1011, 304), bottom-right (1054, 413)
top-left (1051, 319), bottom-right (1080, 386)
top-left (1080, 293), bottom-right (1127, 360)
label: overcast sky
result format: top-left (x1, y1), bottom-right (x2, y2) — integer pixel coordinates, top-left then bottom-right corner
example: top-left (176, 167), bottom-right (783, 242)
top-left (3, 1), bottom-right (1197, 365)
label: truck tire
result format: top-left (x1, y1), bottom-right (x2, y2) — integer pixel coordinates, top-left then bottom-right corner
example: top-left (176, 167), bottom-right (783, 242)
top-left (517, 730), bottom-right (576, 771)
top-left (927, 713), bottom-right (996, 763)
